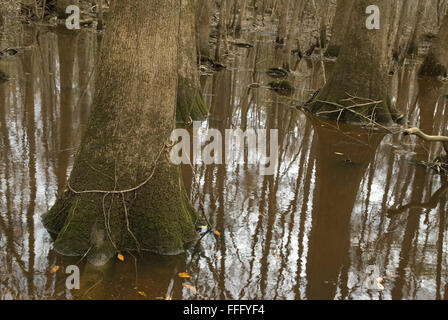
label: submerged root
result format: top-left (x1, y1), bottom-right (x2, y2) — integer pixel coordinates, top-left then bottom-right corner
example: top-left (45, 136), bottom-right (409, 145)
top-left (43, 148), bottom-right (200, 266)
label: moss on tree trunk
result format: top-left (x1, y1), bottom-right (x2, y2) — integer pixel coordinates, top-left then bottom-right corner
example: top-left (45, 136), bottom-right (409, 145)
top-left (43, 0), bottom-right (199, 266)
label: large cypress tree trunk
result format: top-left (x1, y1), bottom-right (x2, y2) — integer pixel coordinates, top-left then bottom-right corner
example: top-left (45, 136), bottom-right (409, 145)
top-left (325, 0), bottom-right (353, 57)
top-left (419, 13), bottom-right (448, 78)
top-left (308, 0), bottom-right (399, 124)
top-left (43, 0), bottom-right (198, 266)
top-left (177, 0), bottom-right (208, 123)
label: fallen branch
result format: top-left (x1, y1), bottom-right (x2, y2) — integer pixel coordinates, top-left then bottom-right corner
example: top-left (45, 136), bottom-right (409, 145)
top-left (404, 127), bottom-right (448, 153)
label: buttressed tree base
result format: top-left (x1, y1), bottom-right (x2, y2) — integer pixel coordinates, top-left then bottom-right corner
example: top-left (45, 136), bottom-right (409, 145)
top-left (42, 0), bottom-right (199, 266)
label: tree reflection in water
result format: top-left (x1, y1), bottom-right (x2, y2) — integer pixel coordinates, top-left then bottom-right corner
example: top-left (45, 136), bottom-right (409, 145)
top-left (0, 28), bottom-right (447, 300)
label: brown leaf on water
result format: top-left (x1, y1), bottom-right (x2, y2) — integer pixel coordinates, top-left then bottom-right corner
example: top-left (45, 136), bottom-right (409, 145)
top-left (117, 253), bottom-right (125, 261)
top-left (165, 296), bottom-right (171, 300)
top-left (334, 152), bottom-right (344, 156)
top-left (137, 291), bottom-right (147, 297)
top-left (377, 277), bottom-right (385, 290)
top-left (214, 230), bottom-right (221, 236)
top-left (50, 266), bottom-right (60, 274)
top-left (183, 284), bottom-right (198, 294)
top-left (178, 272), bottom-right (191, 279)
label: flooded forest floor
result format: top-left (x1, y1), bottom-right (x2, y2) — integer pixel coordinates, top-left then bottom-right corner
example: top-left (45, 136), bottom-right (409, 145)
top-left (0, 6), bottom-right (448, 300)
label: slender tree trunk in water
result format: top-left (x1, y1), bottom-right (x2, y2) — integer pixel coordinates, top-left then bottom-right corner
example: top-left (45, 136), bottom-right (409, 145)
top-left (319, 0), bottom-right (330, 49)
top-left (226, 0), bottom-right (234, 29)
top-left (392, 0), bottom-right (414, 63)
top-left (57, 25), bottom-right (78, 194)
top-left (419, 13), bottom-right (448, 77)
top-left (215, 0), bottom-right (227, 62)
top-left (387, 0), bottom-right (403, 60)
top-left (276, 0), bottom-right (289, 44)
top-left (77, 30), bottom-right (91, 125)
top-left (407, 0), bottom-right (426, 56)
top-left (177, 0), bottom-right (208, 123)
top-left (43, 0), bottom-right (198, 266)
top-left (308, 0), bottom-right (400, 124)
top-left (236, 0), bottom-right (248, 32)
top-left (97, 0), bottom-right (104, 30)
top-left (252, 0), bottom-right (259, 23)
top-left (195, 0), bottom-right (212, 59)
top-left (282, 0), bottom-right (305, 70)
top-left (55, 0), bottom-right (79, 18)
top-left (325, 0), bottom-right (352, 57)
top-left (261, 0), bottom-right (266, 24)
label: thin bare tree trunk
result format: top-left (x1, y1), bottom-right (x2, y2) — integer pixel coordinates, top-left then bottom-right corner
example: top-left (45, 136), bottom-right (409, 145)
top-left (236, 0), bottom-right (248, 31)
top-left (282, 0), bottom-right (305, 70)
top-left (407, 0), bottom-right (427, 56)
top-left (276, 0), bottom-right (290, 44)
top-left (177, 0), bottom-right (208, 123)
top-left (195, 0), bottom-right (212, 59)
top-left (215, 0), bottom-right (227, 62)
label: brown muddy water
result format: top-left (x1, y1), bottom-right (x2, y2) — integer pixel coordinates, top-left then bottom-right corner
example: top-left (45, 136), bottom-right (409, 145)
top-left (0, 25), bottom-right (447, 300)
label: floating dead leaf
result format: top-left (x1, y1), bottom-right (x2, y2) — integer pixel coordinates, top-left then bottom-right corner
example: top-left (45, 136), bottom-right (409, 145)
top-left (50, 266), bottom-right (60, 274)
top-left (137, 291), bottom-right (147, 297)
top-left (213, 230), bottom-right (221, 236)
top-left (334, 152), bottom-right (344, 156)
top-left (183, 284), bottom-right (198, 294)
top-left (377, 277), bottom-right (385, 290)
top-left (178, 272), bottom-right (191, 279)
top-left (165, 296), bottom-right (171, 300)
top-left (117, 253), bottom-right (125, 261)
top-left (199, 226), bottom-right (208, 229)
